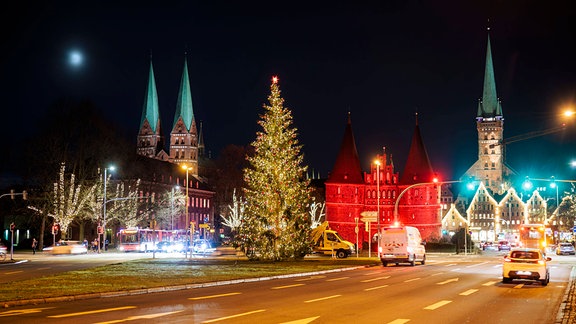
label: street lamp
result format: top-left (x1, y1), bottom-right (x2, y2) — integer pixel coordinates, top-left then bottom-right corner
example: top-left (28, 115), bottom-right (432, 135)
top-left (101, 165), bottom-right (115, 253)
top-left (181, 165), bottom-right (190, 226)
top-left (374, 159), bottom-right (381, 257)
top-left (394, 179), bottom-right (460, 225)
top-left (550, 177), bottom-right (559, 209)
top-left (171, 186), bottom-right (180, 231)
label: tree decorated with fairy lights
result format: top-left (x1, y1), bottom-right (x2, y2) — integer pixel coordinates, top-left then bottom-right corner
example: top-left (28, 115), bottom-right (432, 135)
top-left (241, 76), bottom-right (311, 261)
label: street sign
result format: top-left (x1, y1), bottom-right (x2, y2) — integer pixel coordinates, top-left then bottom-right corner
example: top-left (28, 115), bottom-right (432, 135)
top-left (360, 211), bottom-right (377, 222)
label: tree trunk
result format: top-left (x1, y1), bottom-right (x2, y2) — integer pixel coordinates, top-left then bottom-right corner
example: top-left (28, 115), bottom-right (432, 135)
top-left (39, 214), bottom-right (47, 250)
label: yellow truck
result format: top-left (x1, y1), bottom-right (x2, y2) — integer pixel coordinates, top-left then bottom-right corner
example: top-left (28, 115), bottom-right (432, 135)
top-left (310, 222), bottom-right (355, 258)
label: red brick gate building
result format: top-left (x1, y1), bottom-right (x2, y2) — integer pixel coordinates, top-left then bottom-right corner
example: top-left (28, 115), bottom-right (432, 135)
top-left (325, 113), bottom-right (441, 250)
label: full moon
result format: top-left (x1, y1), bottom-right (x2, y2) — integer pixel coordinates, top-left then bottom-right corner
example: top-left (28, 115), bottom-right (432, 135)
top-left (68, 50), bottom-right (83, 67)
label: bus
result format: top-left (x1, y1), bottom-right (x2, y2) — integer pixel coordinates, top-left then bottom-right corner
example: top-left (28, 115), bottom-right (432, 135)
top-left (117, 227), bottom-right (190, 252)
top-left (518, 224), bottom-right (551, 251)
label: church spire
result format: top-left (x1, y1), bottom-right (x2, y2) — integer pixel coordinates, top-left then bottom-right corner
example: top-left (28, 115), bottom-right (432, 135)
top-left (173, 57), bottom-right (195, 132)
top-left (137, 59), bottom-right (164, 158)
top-left (326, 112), bottom-right (364, 184)
top-left (477, 29), bottom-right (503, 119)
top-left (169, 56), bottom-right (198, 174)
top-left (139, 60), bottom-right (161, 133)
top-left (400, 114), bottom-right (434, 184)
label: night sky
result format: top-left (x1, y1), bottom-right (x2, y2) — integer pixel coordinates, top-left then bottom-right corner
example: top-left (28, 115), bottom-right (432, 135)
top-left (2, 1), bottom-right (576, 183)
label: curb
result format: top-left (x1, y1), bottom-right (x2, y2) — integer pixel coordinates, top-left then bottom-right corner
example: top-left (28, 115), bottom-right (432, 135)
top-left (2, 265), bottom-right (370, 308)
top-left (556, 266), bottom-right (576, 324)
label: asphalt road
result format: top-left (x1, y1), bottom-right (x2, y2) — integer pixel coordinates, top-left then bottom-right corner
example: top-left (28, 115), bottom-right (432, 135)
top-left (1, 252), bottom-right (574, 323)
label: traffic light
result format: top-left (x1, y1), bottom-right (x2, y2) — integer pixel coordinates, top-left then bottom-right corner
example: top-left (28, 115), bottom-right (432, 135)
top-left (522, 177), bottom-right (533, 190)
top-left (22, 190), bottom-right (27, 200)
top-left (52, 224), bottom-right (59, 235)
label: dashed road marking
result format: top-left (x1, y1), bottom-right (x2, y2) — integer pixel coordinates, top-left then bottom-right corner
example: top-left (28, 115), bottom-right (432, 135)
top-left (202, 309), bottom-right (266, 323)
top-left (424, 300), bottom-right (452, 310)
top-left (189, 292), bottom-right (241, 300)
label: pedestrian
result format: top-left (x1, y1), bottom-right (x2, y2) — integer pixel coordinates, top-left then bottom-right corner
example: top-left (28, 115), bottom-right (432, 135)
top-left (32, 238), bottom-right (37, 255)
top-left (92, 238), bottom-right (98, 252)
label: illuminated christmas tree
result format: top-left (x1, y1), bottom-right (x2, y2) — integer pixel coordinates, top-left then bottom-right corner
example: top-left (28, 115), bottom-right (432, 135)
top-left (242, 76), bottom-right (311, 261)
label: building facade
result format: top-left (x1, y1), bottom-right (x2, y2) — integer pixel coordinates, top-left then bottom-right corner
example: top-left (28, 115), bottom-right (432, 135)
top-left (325, 113), bottom-right (441, 248)
top-left (136, 57), bottom-right (213, 233)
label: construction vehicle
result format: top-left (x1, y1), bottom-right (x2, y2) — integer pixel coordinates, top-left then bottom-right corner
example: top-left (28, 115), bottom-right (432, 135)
top-left (309, 221), bottom-right (355, 258)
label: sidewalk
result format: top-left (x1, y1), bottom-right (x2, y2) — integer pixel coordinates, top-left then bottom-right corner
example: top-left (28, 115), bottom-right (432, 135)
top-left (556, 266), bottom-right (576, 324)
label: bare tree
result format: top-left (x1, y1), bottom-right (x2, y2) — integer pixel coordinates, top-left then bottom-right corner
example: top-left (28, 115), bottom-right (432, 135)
top-left (51, 163), bottom-right (96, 238)
top-left (152, 187), bottom-right (186, 230)
top-left (221, 188), bottom-right (245, 232)
top-left (308, 198), bottom-right (325, 229)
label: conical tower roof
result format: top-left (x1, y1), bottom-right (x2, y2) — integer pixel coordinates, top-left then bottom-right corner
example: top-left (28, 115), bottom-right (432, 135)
top-left (326, 113), bottom-right (364, 184)
top-left (477, 33), bottom-right (503, 118)
top-left (173, 57), bottom-right (195, 132)
top-left (140, 60), bottom-right (161, 133)
top-left (400, 114), bottom-right (435, 184)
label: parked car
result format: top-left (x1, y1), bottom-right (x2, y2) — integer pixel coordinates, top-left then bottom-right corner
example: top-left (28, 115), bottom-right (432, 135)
top-left (43, 240), bottom-right (88, 255)
top-left (502, 248), bottom-right (551, 286)
top-left (498, 241), bottom-right (511, 251)
top-left (556, 242), bottom-right (576, 255)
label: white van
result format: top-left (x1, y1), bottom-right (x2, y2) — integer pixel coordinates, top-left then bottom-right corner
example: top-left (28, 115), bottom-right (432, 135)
top-left (378, 226), bottom-right (426, 266)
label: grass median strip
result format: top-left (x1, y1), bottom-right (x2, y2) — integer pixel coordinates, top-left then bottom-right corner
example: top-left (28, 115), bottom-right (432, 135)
top-left (0, 258), bottom-right (379, 303)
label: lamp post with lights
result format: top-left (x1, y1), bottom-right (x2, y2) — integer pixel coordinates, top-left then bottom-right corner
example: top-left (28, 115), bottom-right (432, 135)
top-left (101, 165), bottom-right (115, 253)
top-left (394, 179), bottom-right (460, 225)
top-left (171, 186), bottom-right (180, 231)
top-left (181, 165), bottom-right (191, 226)
top-left (374, 159), bottom-right (381, 257)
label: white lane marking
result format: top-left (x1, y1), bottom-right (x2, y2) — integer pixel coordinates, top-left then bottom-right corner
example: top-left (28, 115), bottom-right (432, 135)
top-left (437, 278), bottom-right (459, 285)
top-left (271, 284), bottom-right (305, 290)
top-left (424, 300), bottom-right (452, 310)
top-left (189, 292), bottom-right (241, 300)
top-left (361, 276), bottom-right (390, 283)
top-left (304, 295), bottom-right (341, 303)
top-left (459, 289), bottom-right (479, 296)
top-left (466, 262), bottom-right (489, 268)
top-left (482, 281), bottom-right (498, 286)
top-left (202, 309), bottom-right (266, 323)
top-left (280, 316), bottom-right (321, 324)
top-left (364, 285), bottom-right (389, 291)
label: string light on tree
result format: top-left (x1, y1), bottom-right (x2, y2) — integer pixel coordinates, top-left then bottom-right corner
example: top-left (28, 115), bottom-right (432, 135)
top-left (241, 76), bottom-right (311, 261)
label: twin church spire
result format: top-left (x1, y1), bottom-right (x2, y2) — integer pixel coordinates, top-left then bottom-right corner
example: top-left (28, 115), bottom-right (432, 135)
top-left (136, 57), bottom-right (200, 176)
